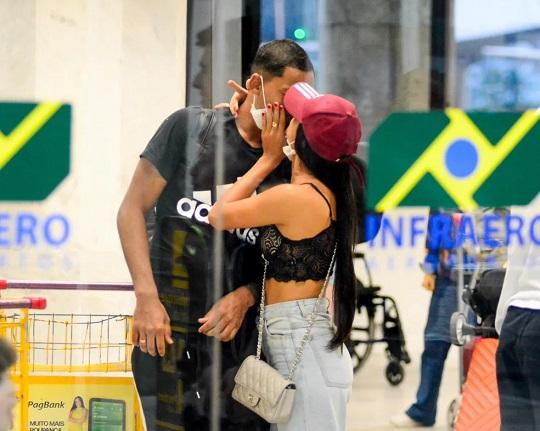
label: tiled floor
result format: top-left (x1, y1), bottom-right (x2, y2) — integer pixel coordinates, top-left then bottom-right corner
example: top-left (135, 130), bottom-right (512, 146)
top-left (347, 346), bottom-right (460, 430)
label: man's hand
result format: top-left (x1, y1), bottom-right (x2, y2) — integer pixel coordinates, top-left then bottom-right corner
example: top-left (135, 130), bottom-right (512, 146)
top-left (422, 274), bottom-right (436, 292)
top-left (132, 292), bottom-right (173, 357)
top-left (198, 286), bottom-right (255, 341)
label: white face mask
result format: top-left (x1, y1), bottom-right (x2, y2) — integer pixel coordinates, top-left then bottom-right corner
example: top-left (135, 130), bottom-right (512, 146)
top-left (250, 75), bottom-right (267, 130)
top-left (283, 139), bottom-right (296, 161)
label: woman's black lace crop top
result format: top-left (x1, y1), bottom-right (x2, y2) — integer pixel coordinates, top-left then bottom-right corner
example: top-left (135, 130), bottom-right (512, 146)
top-left (260, 183), bottom-right (336, 282)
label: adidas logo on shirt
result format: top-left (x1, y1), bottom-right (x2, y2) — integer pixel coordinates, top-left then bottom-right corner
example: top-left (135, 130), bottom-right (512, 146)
top-left (176, 185), bottom-right (259, 245)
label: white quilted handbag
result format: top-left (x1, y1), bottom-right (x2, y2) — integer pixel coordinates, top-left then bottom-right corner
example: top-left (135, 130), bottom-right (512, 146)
top-left (232, 355), bottom-right (296, 423)
top-left (232, 246), bottom-right (336, 424)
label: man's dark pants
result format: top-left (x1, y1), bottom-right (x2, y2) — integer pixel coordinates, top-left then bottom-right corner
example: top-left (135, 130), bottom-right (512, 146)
top-left (496, 306), bottom-right (540, 431)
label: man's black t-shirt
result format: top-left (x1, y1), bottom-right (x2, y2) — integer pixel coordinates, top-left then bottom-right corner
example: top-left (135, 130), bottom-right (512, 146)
top-left (141, 107), bottom-right (287, 325)
top-left (138, 107), bottom-right (286, 430)
top-left (143, 107), bottom-right (285, 226)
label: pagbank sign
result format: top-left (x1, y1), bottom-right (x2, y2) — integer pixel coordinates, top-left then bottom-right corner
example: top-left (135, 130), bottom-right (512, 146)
top-left (0, 102), bottom-right (72, 273)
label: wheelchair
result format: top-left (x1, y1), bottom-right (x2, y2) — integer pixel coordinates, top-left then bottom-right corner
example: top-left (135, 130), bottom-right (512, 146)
top-left (345, 252), bottom-right (411, 385)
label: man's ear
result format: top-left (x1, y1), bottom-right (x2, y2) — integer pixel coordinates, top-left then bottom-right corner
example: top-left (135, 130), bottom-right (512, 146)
top-left (247, 73), bottom-right (262, 95)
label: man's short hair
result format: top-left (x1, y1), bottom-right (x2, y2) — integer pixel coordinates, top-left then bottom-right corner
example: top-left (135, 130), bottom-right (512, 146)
top-left (251, 39), bottom-right (314, 79)
top-left (0, 339), bottom-right (16, 375)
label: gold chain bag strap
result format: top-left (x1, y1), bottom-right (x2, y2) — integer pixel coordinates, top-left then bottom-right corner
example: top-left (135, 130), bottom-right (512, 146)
top-left (232, 245), bottom-right (337, 424)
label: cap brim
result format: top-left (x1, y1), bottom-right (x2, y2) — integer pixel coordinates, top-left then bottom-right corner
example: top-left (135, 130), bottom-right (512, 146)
top-left (283, 86), bottom-right (306, 122)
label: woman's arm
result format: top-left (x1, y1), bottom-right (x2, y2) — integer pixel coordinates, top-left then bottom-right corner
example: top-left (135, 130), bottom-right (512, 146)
top-left (209, 104), bottom-right (292, 230)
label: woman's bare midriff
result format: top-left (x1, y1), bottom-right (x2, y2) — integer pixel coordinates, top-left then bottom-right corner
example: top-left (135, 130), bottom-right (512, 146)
top-left (265, 278), bottom-right (325, 305)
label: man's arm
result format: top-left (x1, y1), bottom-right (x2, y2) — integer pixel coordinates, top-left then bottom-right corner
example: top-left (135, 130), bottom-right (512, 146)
top-left (117, 158), bottom-right (173, 356)
top-left (421, 210), bottom-right (445, 292)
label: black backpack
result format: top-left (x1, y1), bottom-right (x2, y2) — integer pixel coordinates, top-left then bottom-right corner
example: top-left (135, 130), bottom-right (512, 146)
top-left (470, 269), bottom-right (506, 321)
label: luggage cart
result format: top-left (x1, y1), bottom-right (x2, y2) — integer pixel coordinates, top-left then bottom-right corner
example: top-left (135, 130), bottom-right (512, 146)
top-left (0, 281), bottom-right (46, 430)
top-left (0, 280), bottom-right (146, 431)
top-left (447, 248), bottom-right (505, 428)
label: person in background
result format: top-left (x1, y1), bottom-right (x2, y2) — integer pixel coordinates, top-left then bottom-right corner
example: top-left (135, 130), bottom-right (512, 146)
top-left (0, 338), bottom-right (16, 431)
top-left (392, 208), bottom-right (507, 428)
top-left (391, 211), bottom-right (465, 428)
top-left (495, 196), bottom-right (540, 431)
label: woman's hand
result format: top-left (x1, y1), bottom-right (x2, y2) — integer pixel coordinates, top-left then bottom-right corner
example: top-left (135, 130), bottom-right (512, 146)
top-left (226, 75), bottom-right (260, 117)
top-left (261, 103), bottom-right (286, 164)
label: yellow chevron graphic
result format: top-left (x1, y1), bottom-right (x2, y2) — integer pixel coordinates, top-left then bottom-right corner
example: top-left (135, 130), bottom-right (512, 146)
top-left (0, 101), bottom-right (62, 171)
top-left (375, 108), bottom-right (540, 211)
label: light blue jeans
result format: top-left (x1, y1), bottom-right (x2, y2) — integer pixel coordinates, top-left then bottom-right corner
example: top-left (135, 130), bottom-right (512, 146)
top-left (262, 298), bottom-right (353, 431)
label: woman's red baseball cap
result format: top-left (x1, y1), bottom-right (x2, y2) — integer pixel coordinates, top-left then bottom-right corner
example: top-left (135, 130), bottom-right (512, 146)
top-left (284, 82), bottom-right (362, 162)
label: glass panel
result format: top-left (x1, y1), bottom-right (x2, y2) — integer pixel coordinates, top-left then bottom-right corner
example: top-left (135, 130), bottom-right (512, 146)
top-left (450, 3), bottom-right (540, 431)
top-left (0, 2), bottom-right (189, 429)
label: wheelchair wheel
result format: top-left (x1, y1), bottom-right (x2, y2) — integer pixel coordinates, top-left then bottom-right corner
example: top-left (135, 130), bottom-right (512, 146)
top-left (346, 305), bottom-right (376, 373)
top-left (385, 360), bottom-right (404, 386)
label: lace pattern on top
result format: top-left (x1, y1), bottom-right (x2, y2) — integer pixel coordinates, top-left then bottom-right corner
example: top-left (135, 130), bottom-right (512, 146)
top-left (260, 224), bottom-right (336, 282)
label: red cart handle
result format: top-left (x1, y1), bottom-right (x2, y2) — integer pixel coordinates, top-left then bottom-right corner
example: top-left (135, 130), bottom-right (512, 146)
top-left (0, 297), bottom-right (47, 310)
top-left (26, 297), bottom-right (47, 309)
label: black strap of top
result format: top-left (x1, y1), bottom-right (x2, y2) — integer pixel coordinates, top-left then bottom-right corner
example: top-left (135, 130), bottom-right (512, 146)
top-left (301, 183), bottom-right (333, 219)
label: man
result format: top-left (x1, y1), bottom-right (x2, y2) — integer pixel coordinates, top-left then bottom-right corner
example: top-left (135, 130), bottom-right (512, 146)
top-left (117, 39), bottom-right (314, 430)
top-left (495, 197), bottom-right (540, 431)
top-left (392, 209), bottom-right (506, 428)
top-left (390, 211), bottom-right (462, 428)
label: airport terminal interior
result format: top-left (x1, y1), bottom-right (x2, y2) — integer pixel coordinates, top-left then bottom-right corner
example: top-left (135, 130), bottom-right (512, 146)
top-left (1, 0), bottom-right (540, 430)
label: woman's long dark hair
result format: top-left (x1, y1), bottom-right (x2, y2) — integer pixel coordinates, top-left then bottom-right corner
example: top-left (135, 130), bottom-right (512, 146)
top-left (295, 126), bottom-right (361, 349)
top-left (70, 396), bottom-right (85, 412)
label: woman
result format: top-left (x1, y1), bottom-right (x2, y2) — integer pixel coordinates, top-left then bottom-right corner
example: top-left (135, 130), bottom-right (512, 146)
top-left (67, 396), bottom-right (88, 431)
top-left (209, 82), bottom-right (362, 430)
